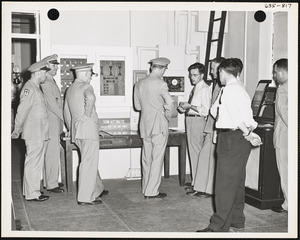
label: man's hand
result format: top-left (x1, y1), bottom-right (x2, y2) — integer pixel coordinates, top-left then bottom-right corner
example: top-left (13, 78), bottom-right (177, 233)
top-left (64, 131), bottom-right (71, 138)
top-left (11, 131), bottom-right (19, 139)
top-left (177, 106), bottom-right (186, 114)
top-left (244, 132), bottom-right (263, 146)
top-left (180, 102), bottom-right (191, 110)
top-left (79, 114), bottom-right (90, 122)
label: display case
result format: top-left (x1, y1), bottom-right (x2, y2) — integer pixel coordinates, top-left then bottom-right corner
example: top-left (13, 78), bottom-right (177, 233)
top-left (245, 80), bottom-right (284, 209)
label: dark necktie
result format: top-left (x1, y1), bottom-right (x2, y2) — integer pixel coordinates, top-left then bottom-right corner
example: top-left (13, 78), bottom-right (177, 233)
top-left (186, 86), bottom-right (196, 114)
top-left (39, 85), bottom-right (44, 93)
top-left (188, 86), bottom-right (196, 104)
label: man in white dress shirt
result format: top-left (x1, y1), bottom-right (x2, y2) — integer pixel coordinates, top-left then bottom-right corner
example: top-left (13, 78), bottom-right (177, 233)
top-left (197, 58), bottom-right (261, 232)
top-left (188, 57), bottom-right (224, 197)
top-left (178, 62), bottom-right (212, 187)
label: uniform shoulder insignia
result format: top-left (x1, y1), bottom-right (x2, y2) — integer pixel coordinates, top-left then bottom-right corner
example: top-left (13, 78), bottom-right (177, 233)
top-left (24, 89), bottom-right (30, 95)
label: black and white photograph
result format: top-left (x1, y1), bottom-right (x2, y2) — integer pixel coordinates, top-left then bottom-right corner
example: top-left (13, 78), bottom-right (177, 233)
top-left (2, 1), bottom-right (298, 238)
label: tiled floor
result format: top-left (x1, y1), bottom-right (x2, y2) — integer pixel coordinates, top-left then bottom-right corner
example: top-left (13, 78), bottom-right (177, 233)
top-left (10, 139), bottom-right (288, 237)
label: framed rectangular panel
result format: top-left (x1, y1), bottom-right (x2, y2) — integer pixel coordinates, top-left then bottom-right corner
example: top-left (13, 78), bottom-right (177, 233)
top-left (95, 47), bottom-right (133, 106)
top-left (100, 60), bottom-right (125, 96)
top-left (51, 45), bottom-right (95, 98)
top-left (133, 70), bottom-right (148, 85)
top-left (163, 76), bottom-right (185, 93)
top-left (59, 57), bottom-right (87, 98)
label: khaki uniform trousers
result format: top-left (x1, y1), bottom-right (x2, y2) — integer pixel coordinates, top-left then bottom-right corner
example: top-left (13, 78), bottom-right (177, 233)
top-left (23, 140), bottom-right (47, 199)
top-left (275, 148), bottom-right (288, 210)
top-left (44, 136), bottom-right (60, 189)
top-left (142, 132), bottom-right (168, 196)
top-left (75, 139), bottom-right (104, 203)
top-left (193, 133), bottom-right (216, 194)
top-left (186, 116), bottom-right (206, 184)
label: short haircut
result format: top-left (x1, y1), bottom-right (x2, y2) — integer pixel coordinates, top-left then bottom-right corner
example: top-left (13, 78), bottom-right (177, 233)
top-left (188, 62), bottom-right (205, 74)
top-left (211, 57), bottom-right (225, 65)
top-left (218, 58), bottom-right (243, 78)
top-left (274, 58), bottom-right (288, 72)
top-left (232, 58), bottom-right (243, 74)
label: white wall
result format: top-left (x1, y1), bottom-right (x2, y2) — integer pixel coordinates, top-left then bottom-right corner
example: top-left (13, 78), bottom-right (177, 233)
top-left (46, 10), bottom-right (278, 180)
top-left (224, 11), bottom-right (274, 99)
top-left (273, 12), bottom-right (288, 62)
top-left (49, 11), bottom-right (205, 180)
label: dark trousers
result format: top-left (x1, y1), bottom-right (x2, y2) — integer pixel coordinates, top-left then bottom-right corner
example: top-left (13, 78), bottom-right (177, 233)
top-left (208, 130), bottom-right (251, 232)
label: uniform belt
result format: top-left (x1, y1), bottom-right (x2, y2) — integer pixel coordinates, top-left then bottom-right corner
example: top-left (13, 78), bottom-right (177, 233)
top-left (218, 128), bottom-right (238, 133)
top-left (186, 114), bottom-right (202, 117)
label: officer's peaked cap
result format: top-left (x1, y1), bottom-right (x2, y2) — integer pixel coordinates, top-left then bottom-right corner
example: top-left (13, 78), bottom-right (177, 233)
top-left (28, 60), bottom-right (51, 72)
top-left (149, 57), bottom-right (170, 67)
top-left (72, 63), bottom-right (94, 72)
top-left (42, 54), bottom-right (60, 64)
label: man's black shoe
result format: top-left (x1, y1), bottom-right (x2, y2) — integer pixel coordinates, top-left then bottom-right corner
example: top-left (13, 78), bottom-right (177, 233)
top-left (196, 227), bottom-right (216, 232)
top-left (185, 182), bottom-right (192, 186)
top-left (186, 190), bottom-right (197, 195)
top-left (229, 226), bottom-right (245, 232)
top-left (188, 191), bottom-right (207, 197)
top-left (184, 185), bottom-right (194, 190)
top-left (144, 192), bottom-right (167, 199)
top-left (27, 195), bottom-right (49, 202)
top-left (44, 183), bottom-right (64, 189)
top-left (96, 190), bottom-right (109, 199)
top-left (204, 193), bottom-right (214, 198)
top-left (78, 199), bottom-right (103, 206)
top-left (271, 206), bottom-right (287, 213)
top-left (47, 187), bottom-right (65, 193)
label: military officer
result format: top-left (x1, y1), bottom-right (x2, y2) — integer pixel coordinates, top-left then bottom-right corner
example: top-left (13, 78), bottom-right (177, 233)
top-left (40, 54), bottom-right (64, 193)
top-left (134, 57), bottom-right (173, 199)
top-left (63, 63), bottom-right (108, 205)
top-left (12, 60), bottom-right (51, 202)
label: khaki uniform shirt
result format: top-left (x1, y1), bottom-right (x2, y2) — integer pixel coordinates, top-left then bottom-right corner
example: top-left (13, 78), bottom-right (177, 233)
top-left (64, 81), bottom-right (99, 142)
top-left (134, 75), bottom-right (173, 138)
top-left (41, 76), bottom-right (63, 137)
top-left (273, 82), bottom-right (288, 148)
top-left (14, 80), bottom-right (49, 140)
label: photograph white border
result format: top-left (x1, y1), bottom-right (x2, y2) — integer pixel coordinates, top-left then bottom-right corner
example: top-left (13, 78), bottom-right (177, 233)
top-left (2, 2), bottom-right (298, 238)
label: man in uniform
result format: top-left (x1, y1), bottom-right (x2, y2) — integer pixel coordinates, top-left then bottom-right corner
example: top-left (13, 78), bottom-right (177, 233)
top-left (177, 62), bottom-right (212, 188)
top-left (134, 57), bottom-right (173, 199)
top-left (12, 60), bottom-right (51, 202)
top-left (271, 58), bottom-right (288, 213)
top-left (64, 63), bottom-right (108, 205)
top-left (41, 54), bottom-right (64, 193)
top-left (188, 57), bottom-right (224, 197)
top-left (197, 58), bottom-right (261, 232)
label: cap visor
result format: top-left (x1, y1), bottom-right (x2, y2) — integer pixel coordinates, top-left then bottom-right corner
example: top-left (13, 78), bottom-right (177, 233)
top-left (40, 66), bottom-right (51, 71)
top-left (49, 60), bottom-right (60, 64)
